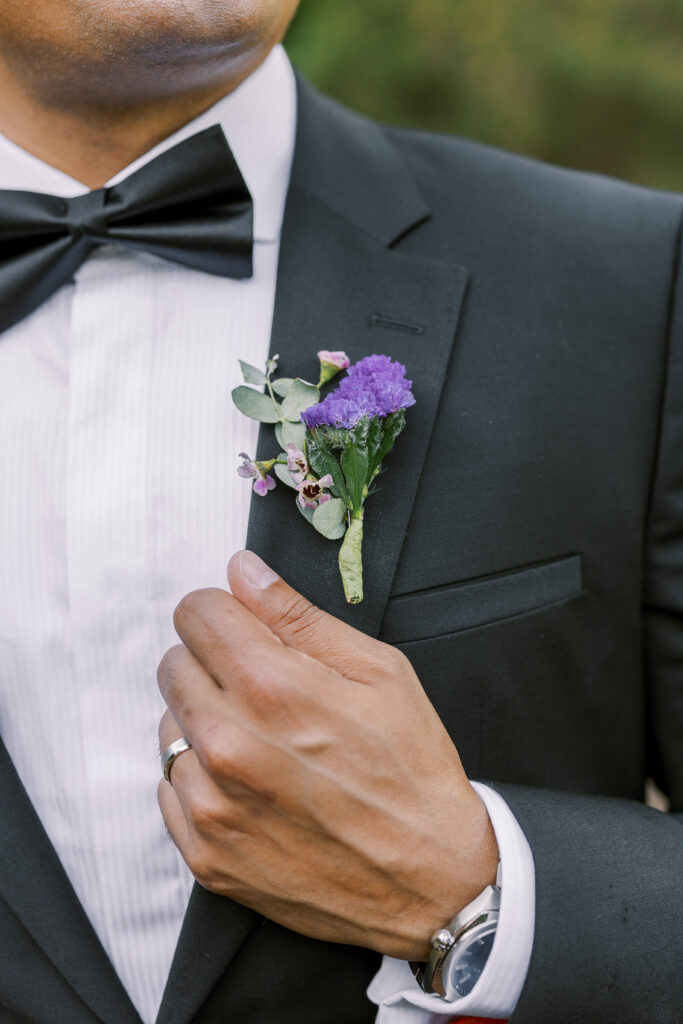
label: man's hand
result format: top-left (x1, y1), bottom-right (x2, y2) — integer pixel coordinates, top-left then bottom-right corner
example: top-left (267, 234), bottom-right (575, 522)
top-left (157, 550), bottom-right (498, 960)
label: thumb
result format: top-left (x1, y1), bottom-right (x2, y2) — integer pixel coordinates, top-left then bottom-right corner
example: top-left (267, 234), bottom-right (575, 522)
top-left (227, 549), bottom-right (390, 683)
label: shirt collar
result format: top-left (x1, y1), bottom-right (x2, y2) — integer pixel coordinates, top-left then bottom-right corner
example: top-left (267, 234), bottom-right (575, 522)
top-left (0, 43), bottom-right (297, 243)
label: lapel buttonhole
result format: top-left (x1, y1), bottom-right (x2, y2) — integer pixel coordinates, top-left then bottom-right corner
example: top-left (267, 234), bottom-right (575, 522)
top-left (369, 312), bottom-right (425, 335)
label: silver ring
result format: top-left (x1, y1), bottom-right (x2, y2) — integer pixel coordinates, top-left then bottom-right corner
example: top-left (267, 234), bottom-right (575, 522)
top-left (161, 737), bottom-right (193, 785)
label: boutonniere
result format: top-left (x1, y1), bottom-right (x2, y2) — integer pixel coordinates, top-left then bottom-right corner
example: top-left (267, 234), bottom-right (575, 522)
top-left (233, 350), bottom-right (415, 604)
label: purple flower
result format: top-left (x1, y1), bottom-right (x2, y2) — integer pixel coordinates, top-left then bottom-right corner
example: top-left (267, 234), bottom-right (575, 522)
top-left (302, 395), bottom-right (369, 429)
top-left (286, 442), bottom-right (308, 483)
top-left (301, 354), bottom-right (415, 429)
top-left (346, 354), bottom-right (400, 379)
top-left (297, 474), bottom-right (334, 509)
top-left (237, 452), bottom-right (276, 497)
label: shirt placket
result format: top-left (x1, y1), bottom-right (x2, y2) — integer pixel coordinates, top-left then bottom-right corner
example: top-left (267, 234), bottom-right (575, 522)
top-left (65, 251), bottom-right (188, 1021)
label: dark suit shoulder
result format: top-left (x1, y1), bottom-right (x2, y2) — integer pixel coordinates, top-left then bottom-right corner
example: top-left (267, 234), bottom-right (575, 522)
top-left (383, 121), bottom-right (683, 252)
top-left (293, 73), bottom-right (682, 262)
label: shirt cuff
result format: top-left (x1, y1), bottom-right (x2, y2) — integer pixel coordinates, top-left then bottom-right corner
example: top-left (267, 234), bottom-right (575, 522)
top-left (367, 781), bottom-right (535, 1023)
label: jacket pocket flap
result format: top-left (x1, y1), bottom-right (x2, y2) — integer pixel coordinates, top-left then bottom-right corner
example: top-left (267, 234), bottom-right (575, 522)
top-left (380, 554), bottom-right (582, 643)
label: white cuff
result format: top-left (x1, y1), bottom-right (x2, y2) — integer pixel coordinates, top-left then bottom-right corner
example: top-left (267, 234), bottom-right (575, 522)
top-left (367, 782), bottom-right (535, 1023)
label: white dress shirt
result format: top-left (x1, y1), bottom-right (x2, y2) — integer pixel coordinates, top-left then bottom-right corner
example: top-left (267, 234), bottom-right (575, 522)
top-left (0, 43), bottom-right (533, 1024)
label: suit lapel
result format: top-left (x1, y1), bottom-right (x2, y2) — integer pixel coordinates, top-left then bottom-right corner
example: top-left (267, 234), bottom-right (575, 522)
top-left (0, 739), bottom-right (142, 1024)
top-left (155, 883), bottom-right (255, 1024)
top-left (247, 74), bottom-right (469, 636)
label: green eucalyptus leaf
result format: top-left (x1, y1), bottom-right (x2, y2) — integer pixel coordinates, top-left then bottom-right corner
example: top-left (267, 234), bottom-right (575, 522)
top-left (282, 420), bottom-right (307, 451)
top-left (312, 498), bottom-right (347, 540)
top-left (341, 442), bottom-right (369, 511)
top-left (272, 377), bottom-right (295, 398)
top-left (297, 498), bottom-right (315, 525)
top-left (274, 422), bottom-right (284, 448)
top-left (281, 379), bottom-right (320, 422)
top-left (307, 440), bottom-right (350, 506)
top-left (274, 461), bottom-right (299, 489)
top-left (239, 360), bottom-right (267, 386)
top-left (232, 386), bottom-right (280, 423)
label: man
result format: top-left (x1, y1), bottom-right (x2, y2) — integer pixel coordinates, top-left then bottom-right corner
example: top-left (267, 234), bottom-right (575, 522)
top-left (0, 2), bottom-right (680, 1023)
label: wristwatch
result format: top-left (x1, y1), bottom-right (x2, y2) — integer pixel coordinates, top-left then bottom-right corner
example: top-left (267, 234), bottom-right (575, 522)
top-left (410, 879), bottom-right (500, 999)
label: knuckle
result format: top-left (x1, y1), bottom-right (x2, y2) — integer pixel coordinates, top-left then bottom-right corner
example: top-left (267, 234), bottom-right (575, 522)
top-left (244, 668), bottom-right (287, 715)
top-left (387, 644), bottom-right (410, 673)
top-left (376, 643), bottom-right (411, 682)
top-left (187, 846), bottom-right (220, 890)
top-left (272, 593), bottom-right (324, 639)
top-left (172, 592), bottom-right (198, 634)
top-left (157, 643), bottom-right (189, 695)
top-left (187, 793), bottom-right (222, 837)
top-left (173, 587), bottom-right (226, 636)
top-left (201, 735), bottom-right (233, 778)
top-left (201, 733), bottom-right (256, 787)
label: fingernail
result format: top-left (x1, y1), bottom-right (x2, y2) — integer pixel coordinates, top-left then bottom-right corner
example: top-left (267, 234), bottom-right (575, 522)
top-left (238, 550), bottom-right (279, 589)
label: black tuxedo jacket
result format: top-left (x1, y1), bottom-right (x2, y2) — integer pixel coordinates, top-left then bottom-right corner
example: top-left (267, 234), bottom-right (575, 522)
top-left (1, 72), bottom-right (682, 1024)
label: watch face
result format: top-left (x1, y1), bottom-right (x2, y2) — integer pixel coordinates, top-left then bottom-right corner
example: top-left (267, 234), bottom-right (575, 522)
top-left (448, 924), bottom-right (496, 998)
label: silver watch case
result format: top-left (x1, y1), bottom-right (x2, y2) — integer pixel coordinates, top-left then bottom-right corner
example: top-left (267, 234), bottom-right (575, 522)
top-left (441, 904), bottom-right (499, 999)
top-left (418, 884), bottom-right (501, 997)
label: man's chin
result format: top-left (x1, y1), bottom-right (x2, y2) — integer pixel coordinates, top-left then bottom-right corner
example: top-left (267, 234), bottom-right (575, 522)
top-left (0, 0), bottom-right (296, 67)
top-left (0, 0), bottom-right (296, 110)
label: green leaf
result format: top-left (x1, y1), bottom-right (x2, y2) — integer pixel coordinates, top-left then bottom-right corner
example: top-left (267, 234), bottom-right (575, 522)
top-left (231, 386), bottom-right (280, 423)
top-left (365, 417), bottom-right (383, 473)
top-left (307, 440), bottom-right (350, 506)
top-left (312, 498), bottom-right (347, 540)
top-left (307, 425), bottom-right (346, 456)
top-left (280, 379), bottom-right (320, 422)
top-left (275, 422), bottom-right (284, 448)
top-left (239, 360), bottom-right (267, 386)
top-left (297, 498), bottom-right (315, 525)
top-left (281, 420), bottom-right (307, 451)
top-left (341, 442), bottom-right (369, 511)
top-left (347, 416), bottom-right (370, 448)
top-left (274, 461), bottom-right (299, 489)
top-left (272, 377), bottom-right (295, 398)
top-left (370, 410), bottom-right (406, 475)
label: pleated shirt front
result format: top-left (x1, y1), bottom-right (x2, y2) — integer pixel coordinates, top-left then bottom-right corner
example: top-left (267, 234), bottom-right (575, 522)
top-left (0, 44), bottom-right (297, 1024)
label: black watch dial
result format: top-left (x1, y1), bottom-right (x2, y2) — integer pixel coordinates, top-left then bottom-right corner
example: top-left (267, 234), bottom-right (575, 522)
top-left (450, 926), bottom-right (496, 997)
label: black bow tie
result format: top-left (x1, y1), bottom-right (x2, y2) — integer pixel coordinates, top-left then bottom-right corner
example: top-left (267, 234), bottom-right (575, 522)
top-left (0, 124), bottom-right (253, 334)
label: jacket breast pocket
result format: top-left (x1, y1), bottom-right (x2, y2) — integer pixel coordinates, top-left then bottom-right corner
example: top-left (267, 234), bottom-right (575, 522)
top-left (380, 554), bottom-right (583, 644)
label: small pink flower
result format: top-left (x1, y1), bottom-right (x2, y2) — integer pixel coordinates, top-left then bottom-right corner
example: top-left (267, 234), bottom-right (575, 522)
top-left (253, 475), bottom-right (276, 496)
top-left (317, 350), bottom-right (350, 370)
top-left (317, 350), bottom-right (350, 386)
top-left (237, 452), bottom-right (276, 497)
top-left (297, 473), bottom-right (334, 510)
top-left (286, 442), bottom-right (308, 483)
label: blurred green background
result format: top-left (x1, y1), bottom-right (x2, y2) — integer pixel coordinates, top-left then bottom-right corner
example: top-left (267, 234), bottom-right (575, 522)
top-left (284, 0), bottom-right (683, 192)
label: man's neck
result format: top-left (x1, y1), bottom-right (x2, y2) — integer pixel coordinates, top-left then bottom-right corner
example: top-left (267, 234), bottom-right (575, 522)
top-left (0, 55), bottom-right (264, 189)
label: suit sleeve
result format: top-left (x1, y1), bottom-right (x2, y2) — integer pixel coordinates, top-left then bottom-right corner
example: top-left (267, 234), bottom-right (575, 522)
top-left (490, 214), bottom-right (683, 1024)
